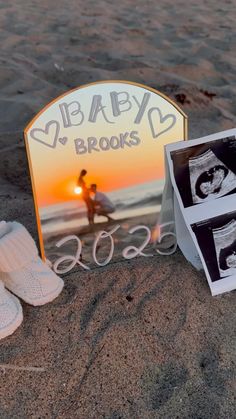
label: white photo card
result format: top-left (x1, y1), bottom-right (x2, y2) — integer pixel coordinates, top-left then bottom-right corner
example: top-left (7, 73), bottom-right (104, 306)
top-left (165, 128), bottom-right (236, 295)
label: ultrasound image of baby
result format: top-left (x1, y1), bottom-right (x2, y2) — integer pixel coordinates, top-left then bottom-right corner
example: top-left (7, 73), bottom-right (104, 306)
top-left (189, 149), bottom-right (236, 204)
top-left (195, 165), bottom-right (228, 198)
top-left (213, 220), bottom-right (236, 278)
top-left (219, 240), bottom-right (236, 271)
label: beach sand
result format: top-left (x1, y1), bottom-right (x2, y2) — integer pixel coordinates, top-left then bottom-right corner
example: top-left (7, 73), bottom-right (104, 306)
top-left (0, 0), bottom-right (236, 417)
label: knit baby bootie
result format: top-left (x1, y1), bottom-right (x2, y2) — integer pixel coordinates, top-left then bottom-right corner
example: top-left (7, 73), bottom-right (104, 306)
top-left (0, 221), bottom-right (64, 306)
top-left (0, 279), bottom-right (23, 340)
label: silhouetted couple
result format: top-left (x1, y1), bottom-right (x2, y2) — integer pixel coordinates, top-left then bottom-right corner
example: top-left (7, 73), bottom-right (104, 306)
top-left (77, 169), bottom-right (115, 225)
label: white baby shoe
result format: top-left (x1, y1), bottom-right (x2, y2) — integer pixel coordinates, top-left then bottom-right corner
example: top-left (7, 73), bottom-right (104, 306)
top-left (0, 221), bottom-right (64, 306)
top-left (0, 279), bottom-right (23, 340)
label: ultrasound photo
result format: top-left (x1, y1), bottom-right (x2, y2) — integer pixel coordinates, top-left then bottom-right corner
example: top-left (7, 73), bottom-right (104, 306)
top-left (213, 220), bottom-right (236, 278)
top-left (171, 136), bottom-right (236, 208)
top-left (189, 149), bottom-right (236, 204)
top-left (191, 212), bottom-right (236, 282)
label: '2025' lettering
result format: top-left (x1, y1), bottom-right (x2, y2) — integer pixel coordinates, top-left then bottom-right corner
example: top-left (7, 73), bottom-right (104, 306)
top-left (53, 223), bottom-right (177, 274)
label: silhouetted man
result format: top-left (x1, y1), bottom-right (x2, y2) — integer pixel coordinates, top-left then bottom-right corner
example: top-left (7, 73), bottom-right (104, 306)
top-left (90, 184), bottom-right (115, 221)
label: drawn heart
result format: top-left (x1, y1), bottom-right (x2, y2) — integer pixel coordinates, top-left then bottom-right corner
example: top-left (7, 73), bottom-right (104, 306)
top-left (59, 136), bottom-right (68, 146)
top-left (148, 107), bottom-right (176, 139)
top-left (30, 120), bottom-right (60, 149)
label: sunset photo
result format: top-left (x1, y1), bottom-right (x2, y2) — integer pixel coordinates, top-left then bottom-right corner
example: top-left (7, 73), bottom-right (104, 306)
top-left (25, 81), bottom-right (186, 265)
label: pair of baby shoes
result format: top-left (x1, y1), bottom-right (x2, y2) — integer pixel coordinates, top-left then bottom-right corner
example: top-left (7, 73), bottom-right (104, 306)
top-left (0, 221), bottom-right (64, 340)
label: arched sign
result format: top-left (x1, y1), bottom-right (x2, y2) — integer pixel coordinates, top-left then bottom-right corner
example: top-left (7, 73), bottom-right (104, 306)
top-left (24, 81), bottom-right (187, 270)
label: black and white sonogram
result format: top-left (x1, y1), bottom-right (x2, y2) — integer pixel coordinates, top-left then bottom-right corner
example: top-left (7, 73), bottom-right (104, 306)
top-left (213, 220), bottom-right (236, 278)
top-left (191, 212), bottom-right (236, 282)
top-left (171, 135), bottom-right (236, 208)
top-left (189, 149), bottom-right (236, 204)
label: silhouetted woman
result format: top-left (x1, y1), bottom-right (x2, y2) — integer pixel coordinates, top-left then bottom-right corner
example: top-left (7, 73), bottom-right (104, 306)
top-left (78, 169), bottom-right (94, 225)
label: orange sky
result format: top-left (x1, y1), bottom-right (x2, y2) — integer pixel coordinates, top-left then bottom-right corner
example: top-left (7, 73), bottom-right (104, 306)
top-left (25, 82), bottom-right (186, 207)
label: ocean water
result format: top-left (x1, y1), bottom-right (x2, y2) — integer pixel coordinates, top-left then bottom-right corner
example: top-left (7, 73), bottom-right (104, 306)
top-left (40, 179), bottom-right (164, 236)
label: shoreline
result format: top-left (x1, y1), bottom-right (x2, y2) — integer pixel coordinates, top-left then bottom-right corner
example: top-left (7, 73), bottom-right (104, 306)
top-left (42, 210), bottom-right (160, 242)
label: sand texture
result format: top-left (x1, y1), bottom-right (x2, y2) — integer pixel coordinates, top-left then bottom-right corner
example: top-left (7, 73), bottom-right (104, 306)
top-left (0, 0), bottom-right (236, 417)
